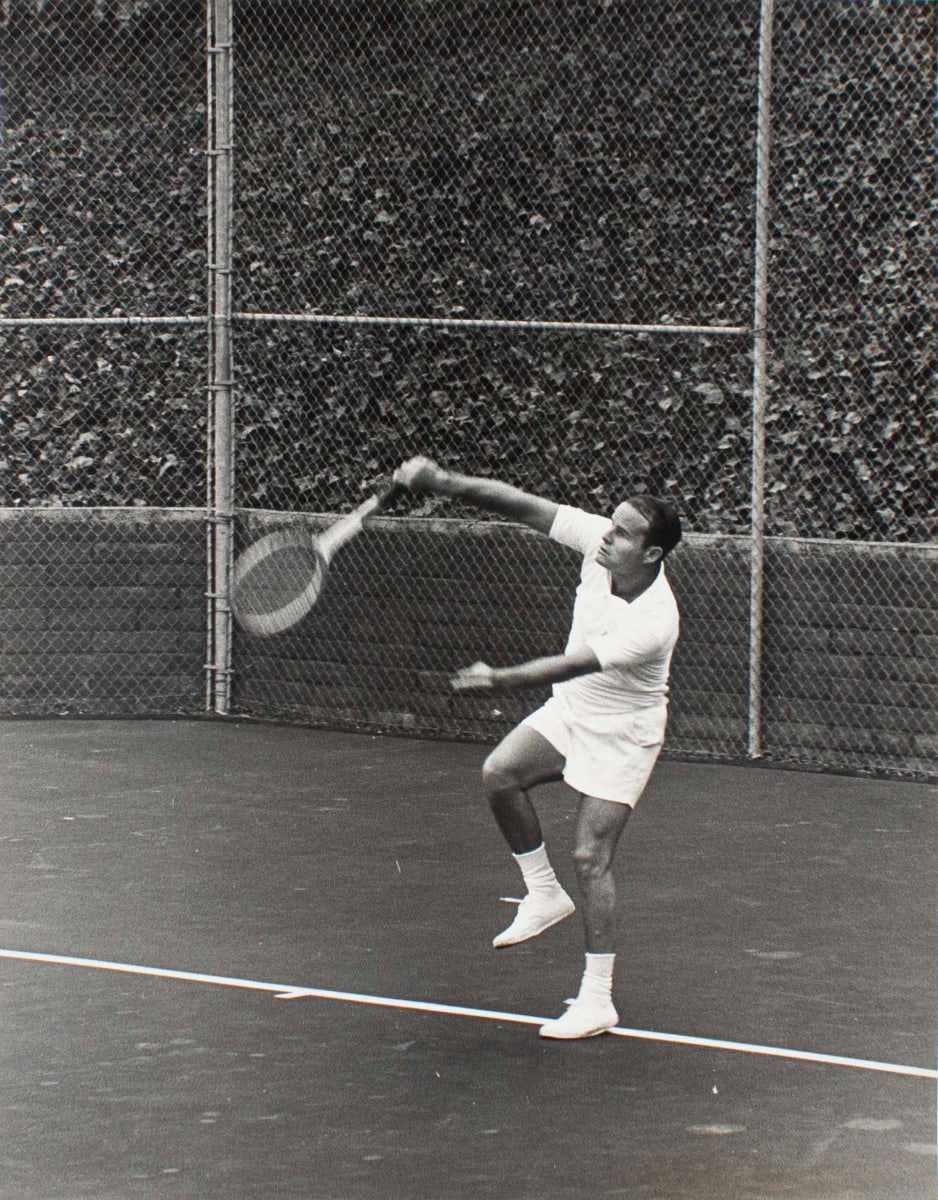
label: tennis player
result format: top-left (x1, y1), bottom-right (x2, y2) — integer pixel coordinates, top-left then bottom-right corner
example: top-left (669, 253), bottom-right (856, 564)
top-left (394, 456), bottom-right (682, 1039)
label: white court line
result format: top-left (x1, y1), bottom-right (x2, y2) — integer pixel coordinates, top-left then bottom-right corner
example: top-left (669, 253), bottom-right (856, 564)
top-left (1, 947), bottom-right (935, 1082)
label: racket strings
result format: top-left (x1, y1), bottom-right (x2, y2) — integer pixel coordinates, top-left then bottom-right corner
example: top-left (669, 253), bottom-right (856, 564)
top-left (231, 531), bottom-right (325, 636)
top-left (231, 486), bottom-right (398, 636)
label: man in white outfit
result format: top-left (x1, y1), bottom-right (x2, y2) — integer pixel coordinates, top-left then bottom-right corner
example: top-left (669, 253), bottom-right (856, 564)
top-left (394, 456), bottom-right (682, 1039)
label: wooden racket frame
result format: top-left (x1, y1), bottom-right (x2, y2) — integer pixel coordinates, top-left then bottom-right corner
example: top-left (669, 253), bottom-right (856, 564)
top-left (231, 483), bottom-right (401, 636)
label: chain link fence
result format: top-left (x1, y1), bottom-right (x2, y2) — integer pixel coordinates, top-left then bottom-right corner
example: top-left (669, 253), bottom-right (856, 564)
top-left (753, 0), bottom-right (935, 774)
top-left (1, 0), bottom-right (935, 775)
top-left (1, 0), bottom-right (209, 714)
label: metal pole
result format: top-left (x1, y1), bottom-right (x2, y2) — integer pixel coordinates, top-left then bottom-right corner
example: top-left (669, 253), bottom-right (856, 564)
top-left (203, 0), bottom-right (217, 711)
top-left (205, 0), bottom-right (235, 715)
top-left (748, 0), bottom-right (775, 760)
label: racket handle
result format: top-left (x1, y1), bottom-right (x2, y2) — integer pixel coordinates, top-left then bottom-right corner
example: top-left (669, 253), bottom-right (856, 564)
top-left (317, 482), bottom-right (402, 561)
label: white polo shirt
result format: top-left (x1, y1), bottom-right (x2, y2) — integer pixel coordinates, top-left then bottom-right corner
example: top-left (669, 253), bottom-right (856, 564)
top-left (549, 504), bottom-right (680, 717)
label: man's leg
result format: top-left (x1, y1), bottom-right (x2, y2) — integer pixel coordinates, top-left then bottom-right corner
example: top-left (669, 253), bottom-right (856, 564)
top-left (571, 794), bottom-right (632, 952)
top-left (481, 724), bottom-right (575, 947)
top-left (481, 722), bottom-right (565, 852)
top-left (540, 795), bottom-right (631, 1038)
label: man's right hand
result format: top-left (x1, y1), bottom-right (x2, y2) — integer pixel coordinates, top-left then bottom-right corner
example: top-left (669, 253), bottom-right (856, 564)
top-left (394, 456), bottom-right (449, 493)
top-left (394, 457), bottom-right (558, 535)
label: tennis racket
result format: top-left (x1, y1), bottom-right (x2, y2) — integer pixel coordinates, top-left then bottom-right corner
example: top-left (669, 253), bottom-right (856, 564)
top-left (231, 482), bottom-right (401, 636)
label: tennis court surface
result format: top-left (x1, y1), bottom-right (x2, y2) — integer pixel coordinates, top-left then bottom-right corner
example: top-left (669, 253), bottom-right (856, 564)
top-left (1, 718), bottom-right (935, 1200)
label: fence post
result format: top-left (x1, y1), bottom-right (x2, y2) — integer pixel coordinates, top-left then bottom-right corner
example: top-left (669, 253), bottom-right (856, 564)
top-left (205, 0), bottom-right (235, 715)
top-left (747, 0), bottom-right (776, 761)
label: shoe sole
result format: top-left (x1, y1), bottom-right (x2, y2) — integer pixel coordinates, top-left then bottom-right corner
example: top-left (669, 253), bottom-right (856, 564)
top-left (539, 1016), bottom-right (618, 1040)
top-left (492, 904), bottom-right (575, 948)
top-left (539, 1026), bottom-right (615, 1040)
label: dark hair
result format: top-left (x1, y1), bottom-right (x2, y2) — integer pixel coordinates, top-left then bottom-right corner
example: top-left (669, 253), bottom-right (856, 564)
top-left (627, 494), bottom-right (683, 559)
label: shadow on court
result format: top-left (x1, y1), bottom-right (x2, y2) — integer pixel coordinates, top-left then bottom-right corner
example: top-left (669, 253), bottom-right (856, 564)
top-left (0, 719), bottom-right (935, 1200)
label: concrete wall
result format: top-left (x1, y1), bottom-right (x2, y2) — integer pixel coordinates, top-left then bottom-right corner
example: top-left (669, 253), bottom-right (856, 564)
top-left (1, 507), bottom-right (934, 778)
top-left (232, 513), bottom-right (938, 779)
top-left (0, 508), bottom-right (206, 716)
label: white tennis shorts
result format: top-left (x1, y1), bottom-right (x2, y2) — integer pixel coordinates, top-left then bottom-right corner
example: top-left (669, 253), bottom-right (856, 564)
top-left (523, 693), bottom-right (667, 807)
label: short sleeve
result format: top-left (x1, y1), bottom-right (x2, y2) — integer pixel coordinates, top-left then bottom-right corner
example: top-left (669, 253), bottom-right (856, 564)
top-left (588, 620), bottom-right (669, 671)
top-left (548, 505), bottom-right (612, 556)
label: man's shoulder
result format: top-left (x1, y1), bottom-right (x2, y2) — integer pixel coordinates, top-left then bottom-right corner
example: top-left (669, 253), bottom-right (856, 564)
top-left (550, 504), bottom-right (611, 551)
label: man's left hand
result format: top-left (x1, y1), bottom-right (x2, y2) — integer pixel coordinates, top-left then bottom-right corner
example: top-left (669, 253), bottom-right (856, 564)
top-left (450, 662), bottom-right (497, 691)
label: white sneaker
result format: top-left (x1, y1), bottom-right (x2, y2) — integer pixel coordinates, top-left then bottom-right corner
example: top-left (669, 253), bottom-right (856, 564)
top-left (539, 995), bottom-right (619, 1039)
top-left (492, 889), bottom-right (575, 948)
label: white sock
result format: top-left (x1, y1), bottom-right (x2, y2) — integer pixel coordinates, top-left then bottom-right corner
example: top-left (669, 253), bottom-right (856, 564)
top-left (579, 952), bottom-right (616, 1003)
top-left (513, 843), bottom-right (562, 897)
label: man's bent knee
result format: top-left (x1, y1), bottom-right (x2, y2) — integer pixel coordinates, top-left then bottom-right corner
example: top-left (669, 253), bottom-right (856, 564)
top-left (572, 841), bottom-right (610, 882)
top-left (481, 726), bottom-right (564, 799)
top-left (481, 751), bottom-right (517, 800)
top-left (573, 796), bottom-right (632, 879)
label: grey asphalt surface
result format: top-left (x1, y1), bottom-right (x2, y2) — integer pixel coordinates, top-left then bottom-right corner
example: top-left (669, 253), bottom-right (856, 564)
top-left (1, 719), bottom-right (935, 1200)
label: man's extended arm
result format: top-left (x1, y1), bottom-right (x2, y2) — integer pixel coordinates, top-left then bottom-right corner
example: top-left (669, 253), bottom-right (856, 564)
top-left (395, 456), bottom-right (558, 536)
top-left (452, 647), bottom-right (601, 692)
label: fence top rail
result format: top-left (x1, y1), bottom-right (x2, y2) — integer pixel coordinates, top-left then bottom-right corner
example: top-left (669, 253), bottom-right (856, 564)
top-left (233, 312), bottom-right (751, 337)
top-left (0, 316), bottom-right (209, 328)
top-left (0, 313), bottom-right (751, 337)
top-left (0, 506), bottom-right (208, 524)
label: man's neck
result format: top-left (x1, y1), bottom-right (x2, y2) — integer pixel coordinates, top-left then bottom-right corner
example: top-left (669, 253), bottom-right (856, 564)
top-left (610, 564), bottom-right (661, 603)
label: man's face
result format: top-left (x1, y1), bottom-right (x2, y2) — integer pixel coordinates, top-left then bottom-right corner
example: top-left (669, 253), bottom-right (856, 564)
top-left (597, 502), bottom-right (661, 576)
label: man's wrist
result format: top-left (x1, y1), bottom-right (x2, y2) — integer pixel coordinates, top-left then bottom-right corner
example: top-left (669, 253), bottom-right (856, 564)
top-left (432, 468), bottom-right (459, 498)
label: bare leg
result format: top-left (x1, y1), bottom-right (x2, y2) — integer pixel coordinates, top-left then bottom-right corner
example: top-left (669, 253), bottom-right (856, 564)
top-left (571, 795), bottom-right (632, 953)
top-left (538, 796), bottom-right (630, 1038)
top-left (481, 723), bottom-right (565, 853)
top-left (482, 723), bottom-right (574, 948)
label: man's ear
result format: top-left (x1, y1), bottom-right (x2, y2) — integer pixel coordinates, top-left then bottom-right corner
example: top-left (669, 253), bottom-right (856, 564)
top-left (643, 544), bottom-right (664, 565)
